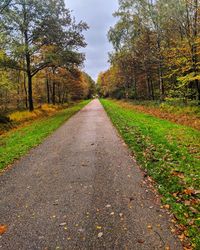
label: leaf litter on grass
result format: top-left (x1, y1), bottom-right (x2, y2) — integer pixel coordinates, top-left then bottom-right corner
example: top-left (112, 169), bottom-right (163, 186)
top-left (101, 99), bottom-right (200, 249)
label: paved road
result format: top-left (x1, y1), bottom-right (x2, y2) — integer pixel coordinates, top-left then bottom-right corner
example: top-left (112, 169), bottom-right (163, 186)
top-left (0, 100), bottom-right (182, 250)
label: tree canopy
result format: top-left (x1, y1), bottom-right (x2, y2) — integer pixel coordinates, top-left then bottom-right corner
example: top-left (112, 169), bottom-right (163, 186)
top-left (98, 0), bottom-right (199, 103)
top-left (0, 0), bottom-right (93, 112)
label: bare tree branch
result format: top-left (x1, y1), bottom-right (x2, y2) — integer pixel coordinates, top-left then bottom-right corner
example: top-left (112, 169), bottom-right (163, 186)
top-left (0, 0), bottom-right (12, 14)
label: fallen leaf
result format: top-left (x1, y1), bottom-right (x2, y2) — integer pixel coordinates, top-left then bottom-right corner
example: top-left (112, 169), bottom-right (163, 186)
top-left (163, 204), bottom-right (170, 209)
top-left (98, 232), bottom-right (103, 238)
top-left (183, 188), bottom-right (196, 195)
top-left (178, 234), bottom-right (186, 241)
top-left (147, 225), bottom-right (152, 229)
top-left (59, 222), bottom-right (67, 226)
top-left (183, 246), bottom-right (193, 250)
top-left (188, 219), bottom-right (194, 226)
top-left (0, 225), bottom-right (7, 235)
top-left (194, 190), bottom-right (200, 195)
top-left (189, 206), bottom-right (198, 214)
top-left (53, 200), bottom-right (59, 205)
top-left (137, 239), bottom-right (145, 243)
top-left (172, 193), bottom-right (178, 198)
top-left (184, 200), bottom-right (191, 206)
top-left (171, 171), bottom-right (184, 179)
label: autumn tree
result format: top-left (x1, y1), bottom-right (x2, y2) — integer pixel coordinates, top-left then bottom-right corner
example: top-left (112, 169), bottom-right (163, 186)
top-left (0, 0), bottom-right (88, 111)
top-left (103, 0), bottom-right (199, 103)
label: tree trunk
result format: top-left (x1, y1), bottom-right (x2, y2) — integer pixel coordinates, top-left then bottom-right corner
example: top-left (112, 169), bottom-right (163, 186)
top-left (146, 74), bottom-right (151, 100)
top-left (150, 80), bottom-right (155, 100)
top-left (23, 71), bottom-right (28, 109)
top-left (158, 64), bottom-right (164, 101)
top-left (133, 67), bottom-right (137, 100)
top-left (51, 67), bottom-right (57, 105)
top-left (62, 90), bottom-right (66, 104)
top-left (23, 3), bottom-right (34, 111)
top-left (156, 30), bottom-right (164, 102)
top-left (27, 72), bottom-right (34, 111)
top-left (17, 70), bottom-right (20, 109)
top-left (196, 79), bottom-right (200, 104)
top-left (52, 81), bottom-right (56, 105)
top-left (26, 48), bottom-right (34, 111)
top-left (58, 86), bottom-right (61, 103)
top-left (193, 0), bottom-right (199, 104)
top-left (46, 77), bottom-right (50, 104)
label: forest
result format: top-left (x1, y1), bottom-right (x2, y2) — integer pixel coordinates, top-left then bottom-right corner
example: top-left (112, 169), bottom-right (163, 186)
top-left (97, 0), bottom-right (199, 104)
top-left (0, 0), bottom-right (95, 115)
top-left (0, 1), bottom-right (200, 249)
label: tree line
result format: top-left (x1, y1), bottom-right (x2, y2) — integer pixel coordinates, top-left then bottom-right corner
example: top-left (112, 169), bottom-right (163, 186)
top-left (97, 0), bottom-right (199, 103)
top-left (0, 0), bottom-right (95, 113)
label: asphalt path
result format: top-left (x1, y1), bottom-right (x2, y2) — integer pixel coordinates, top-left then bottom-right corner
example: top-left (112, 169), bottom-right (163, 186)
top-left (0, 99), bottom-right (182, 249)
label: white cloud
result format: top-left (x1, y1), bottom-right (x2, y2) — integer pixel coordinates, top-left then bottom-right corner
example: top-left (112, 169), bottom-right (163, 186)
top-left (66, 0), bottom-right (118, 81)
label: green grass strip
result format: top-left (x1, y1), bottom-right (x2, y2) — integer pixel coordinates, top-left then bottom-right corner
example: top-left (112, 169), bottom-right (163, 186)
top-left (0, 100), bottom-right (90, 171)
top-left (101, 99), bottom-right (200, 249)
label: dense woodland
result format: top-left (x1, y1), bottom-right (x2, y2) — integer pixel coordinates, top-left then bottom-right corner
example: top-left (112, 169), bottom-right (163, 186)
top-left (98, 0), bottom-right (200, 103)
top-left (0, 0), bottom-right (95, 113)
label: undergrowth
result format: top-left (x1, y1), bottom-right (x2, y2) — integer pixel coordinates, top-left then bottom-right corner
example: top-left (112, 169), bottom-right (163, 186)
top-left (117, 99), bottom-right (200, 130)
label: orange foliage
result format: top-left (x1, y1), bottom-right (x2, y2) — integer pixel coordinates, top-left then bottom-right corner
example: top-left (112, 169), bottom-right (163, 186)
top-left (0, 225), bottom-right (7, 235)
top-left (116, 101), bottom-right (200, 131)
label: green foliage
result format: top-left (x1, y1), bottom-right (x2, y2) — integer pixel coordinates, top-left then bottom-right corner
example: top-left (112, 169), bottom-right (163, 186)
top-left (0, 0), bottom-right (12, 13)
top-left (178, 73), bottom-right (200, 87)
top-left (101, 0), bottom-right (200, 102)
top-left (0, 100), bottom-right (90, 170)
top-left (101, 99), bottom-right (200, 248)
top-left (128, 98), bottom-right (200, 117)
top-left (0, 0), bottom-right (89, 111)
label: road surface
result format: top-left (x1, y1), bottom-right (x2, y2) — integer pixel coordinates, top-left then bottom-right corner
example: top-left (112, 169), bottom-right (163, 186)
top-left (0, 99), bottom-right (182, 249)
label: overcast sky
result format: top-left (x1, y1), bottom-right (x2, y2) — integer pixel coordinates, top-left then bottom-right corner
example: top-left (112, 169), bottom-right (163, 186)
top-left (66, 0), bottom-right (118, 81)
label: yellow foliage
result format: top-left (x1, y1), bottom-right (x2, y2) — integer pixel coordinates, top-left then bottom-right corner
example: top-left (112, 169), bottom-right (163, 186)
top-left (9, 110), bottom-right (41, 122)
top-left (9, 104), bottom-right (61, 122)
top-left (41, 104), bottom-right (59, 112)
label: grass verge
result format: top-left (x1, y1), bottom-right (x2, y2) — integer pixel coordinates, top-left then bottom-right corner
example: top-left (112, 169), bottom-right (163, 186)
top-left (117, 100), bottom-right (200, 131)
top-left (0, 100), bottom-right (90, 171)
top-left (0, 103), bottom-right (73, 135)
top-left (101, 99), bottom-right (200, 249)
